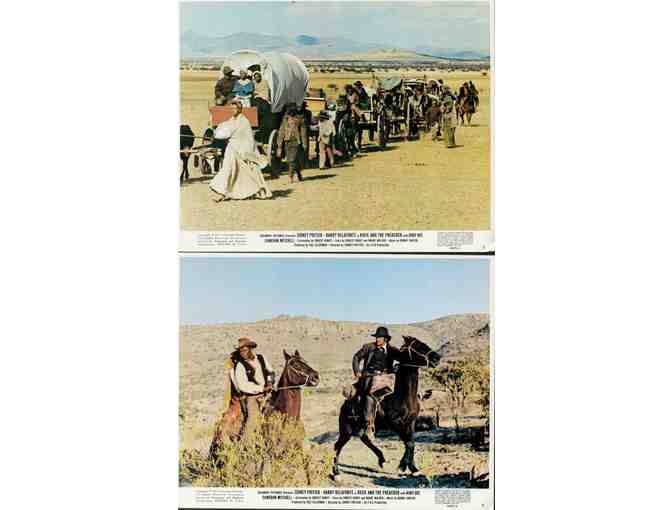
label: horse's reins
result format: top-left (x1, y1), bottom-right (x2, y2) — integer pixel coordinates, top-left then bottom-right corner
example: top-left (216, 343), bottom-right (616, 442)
top-left (274, 359), bottom-right (317, 390)
top-left (398, 339), bottom-right (439, 369)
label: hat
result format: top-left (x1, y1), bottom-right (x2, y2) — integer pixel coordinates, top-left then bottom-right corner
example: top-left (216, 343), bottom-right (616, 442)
top-left (236, 337), bottom-right (257, 350)
top-left (221, 66), bottom-right (233, 75)
top-left (354, 80), bottom-right (363, 87)
top-left (318, 110), bottom-right (330, 120)
top-left (371, 326), bottom-right (391, 340)
top-left (286, 106), bottom-right (299, 117)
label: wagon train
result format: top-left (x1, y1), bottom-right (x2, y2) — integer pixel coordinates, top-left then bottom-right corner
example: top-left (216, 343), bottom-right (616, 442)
top-left (182, 50), bottom-right (324, 176)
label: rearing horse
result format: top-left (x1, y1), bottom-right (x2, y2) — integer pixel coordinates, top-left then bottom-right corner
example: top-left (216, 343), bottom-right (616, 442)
top-left (209, 349), bottom-right (319, 459)
top-left (332, 336), bottom-right (442, 477)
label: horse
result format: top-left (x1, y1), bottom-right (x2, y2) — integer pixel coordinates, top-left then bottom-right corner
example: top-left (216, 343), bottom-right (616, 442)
top-left (209, 349), bottom-right (319, 459)
top-left (332, 336), bottom-right (442, 478)
top-left (335, 95), bottom-right (358, 158)
top-left (180, 124), bottom-right (195, 183)
top-left (457, 94), bottom-right (476, 126)
top-left (265, 349), bottom-right (320, 420)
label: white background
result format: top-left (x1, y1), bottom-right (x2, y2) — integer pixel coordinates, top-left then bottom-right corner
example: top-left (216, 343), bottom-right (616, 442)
top-left (1, 1), bottom-right (671, 509)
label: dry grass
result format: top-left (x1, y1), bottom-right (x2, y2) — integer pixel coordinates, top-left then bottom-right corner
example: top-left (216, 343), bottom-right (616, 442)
top-left (179, 315), bottom-right (490, 488)
top-left (180, 70), bottom-right (491, 231)
top-left (180, 413), bottom-right (332, 487)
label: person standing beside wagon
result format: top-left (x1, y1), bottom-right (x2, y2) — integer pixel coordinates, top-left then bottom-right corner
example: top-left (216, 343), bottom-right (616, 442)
top-left (317, 110), bottom-right (336, 170)
top-left (277, 106), bottom-right (308, 183)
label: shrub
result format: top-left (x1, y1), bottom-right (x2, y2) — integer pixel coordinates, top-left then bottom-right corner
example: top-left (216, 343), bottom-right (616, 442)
top-left (429, 349), bottom-right (490, 432)
top-left (180, 413), bottom-right (331, 487)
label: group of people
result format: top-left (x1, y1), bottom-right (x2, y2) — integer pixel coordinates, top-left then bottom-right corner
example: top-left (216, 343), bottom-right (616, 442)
top-left (219, 325), bottom-right (401, 442)
top-left (214, 66), bottom-right (270, 107)
top-left (205, 97), bottom-right (340, 201)
top-left (202, 75), bottom-right (480, 202)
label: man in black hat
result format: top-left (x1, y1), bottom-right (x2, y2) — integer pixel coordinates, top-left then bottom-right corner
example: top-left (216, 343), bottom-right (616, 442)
top-left (351, 326), bottom-right (400, 435)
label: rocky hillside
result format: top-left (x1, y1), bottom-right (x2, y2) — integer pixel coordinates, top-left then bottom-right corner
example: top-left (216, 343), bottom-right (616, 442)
top-left (180, 313), bottom-right (489, 376)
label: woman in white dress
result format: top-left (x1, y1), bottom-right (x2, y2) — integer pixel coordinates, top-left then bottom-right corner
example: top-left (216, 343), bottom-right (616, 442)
top-left (209, 99), bottom-right (272, 202)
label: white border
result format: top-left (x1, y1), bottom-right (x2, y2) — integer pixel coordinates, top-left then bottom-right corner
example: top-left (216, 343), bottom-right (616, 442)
top-left (179, 252), bottom-right (494, 509)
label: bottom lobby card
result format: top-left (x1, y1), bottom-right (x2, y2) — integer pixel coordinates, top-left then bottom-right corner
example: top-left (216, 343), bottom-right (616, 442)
top-left (179, 254), bottom-right (493, 510)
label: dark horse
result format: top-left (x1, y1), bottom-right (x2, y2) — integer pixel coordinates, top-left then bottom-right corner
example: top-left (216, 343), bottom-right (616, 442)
top-left (457, 95), bottom-right (476, 126)
top-left (209, 349), bottom-right (319, 458)
top-left (332, 336), bottom-right (441, 477)
top-left (335, 95), bottom-right (358, 159)
top-left (180, 124), bottom-right (195, 183)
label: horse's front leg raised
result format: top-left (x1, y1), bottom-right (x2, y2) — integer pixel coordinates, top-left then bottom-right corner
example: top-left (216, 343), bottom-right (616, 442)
top-left (332, 433), bottom-right (351, 477)
top-left (360, 434), bottom-right (386, 469)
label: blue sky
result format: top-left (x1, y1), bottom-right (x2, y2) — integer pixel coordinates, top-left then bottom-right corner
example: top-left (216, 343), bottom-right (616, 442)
top-left (180, 257), bottom-right (490, 325)
top-left (181, 1), bottom-right (490, 51)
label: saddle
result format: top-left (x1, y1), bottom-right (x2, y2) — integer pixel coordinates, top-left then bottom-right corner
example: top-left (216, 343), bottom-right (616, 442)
top-left (342, 373), bottom-right (395, 410)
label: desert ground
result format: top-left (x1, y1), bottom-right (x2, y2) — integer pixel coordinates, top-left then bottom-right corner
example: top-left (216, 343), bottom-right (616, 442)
top-left (180, 70), bottom-right (491, 231)
top-left (180, 313), bottom-right (490, 488)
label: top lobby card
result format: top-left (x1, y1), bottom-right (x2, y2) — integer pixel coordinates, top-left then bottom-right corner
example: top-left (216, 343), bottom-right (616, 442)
top-left (179, 1), bottom-right (493, 253)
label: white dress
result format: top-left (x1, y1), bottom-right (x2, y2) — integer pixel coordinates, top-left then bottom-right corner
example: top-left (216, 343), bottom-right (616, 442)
top-left (209, 114), bottom-right (272, 200)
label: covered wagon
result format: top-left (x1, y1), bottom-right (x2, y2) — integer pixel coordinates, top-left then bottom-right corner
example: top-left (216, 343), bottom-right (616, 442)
top-left (209, 50), bottom-right (310, 148)
top-left (195, 51), bottom-right (313, 174)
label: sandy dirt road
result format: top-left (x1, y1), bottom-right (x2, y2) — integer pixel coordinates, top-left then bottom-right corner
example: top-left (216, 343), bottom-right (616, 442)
top-left (180, 71), bottom-right (490, 231)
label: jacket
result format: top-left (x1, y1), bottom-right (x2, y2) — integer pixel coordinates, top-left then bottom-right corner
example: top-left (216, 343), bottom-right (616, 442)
top-left (231, 354), bottom-right (273, 396)
top-left (277, 115), bottom-right (308, 147)
top-left (352, 342), bottom-right (400, 375)
top-left (215, 77), bottom-right (234, 100)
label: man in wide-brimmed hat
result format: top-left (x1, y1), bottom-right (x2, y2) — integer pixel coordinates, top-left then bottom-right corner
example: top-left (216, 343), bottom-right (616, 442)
top-left (230, 337), bottom-right (274, 441)
top-left (350, 326), bottom-right (401, 436)
top-left (215, 66), bottom-right (235, 105)
top-left (277, 105), bottom-right (308, 183)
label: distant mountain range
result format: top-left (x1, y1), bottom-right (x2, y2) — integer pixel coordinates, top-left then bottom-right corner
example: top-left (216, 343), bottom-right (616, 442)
top-left (181, 31), bottom-right (489, 61)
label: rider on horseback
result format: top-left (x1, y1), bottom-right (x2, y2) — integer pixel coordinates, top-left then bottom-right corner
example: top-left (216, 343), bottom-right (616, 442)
top-left (351, 326), bottom-right (400, 436)
top-left (230, 337), bottom-right (275, 442)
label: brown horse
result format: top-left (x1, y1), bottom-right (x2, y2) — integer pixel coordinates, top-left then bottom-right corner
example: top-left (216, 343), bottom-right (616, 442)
top-left (209, 349), bottom-right (319, 459)
top-left (332, 336), bottom-right (441, 478)
top-left (457, 95), bottom-right (476, 126)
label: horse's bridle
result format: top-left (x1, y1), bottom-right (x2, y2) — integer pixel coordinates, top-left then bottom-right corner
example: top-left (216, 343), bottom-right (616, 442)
top-left (275, 357), bottom-right (318, 390)
top-left (399, 338), bottom-right (439, 369)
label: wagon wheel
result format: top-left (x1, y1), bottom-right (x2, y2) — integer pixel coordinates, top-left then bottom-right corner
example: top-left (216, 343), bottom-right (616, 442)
top-left (267, 129), bottom-right (279, 177)
top-left (406, 102), bottom-right (412, 141)
top-left (266, 129), bottom-right (278, 161)
top-left (202, 159), bottom-right (212, 176)
top-left (338, 117), bottom-right (350, 156)
top-left (376, 115), bottom-right (387, 149)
